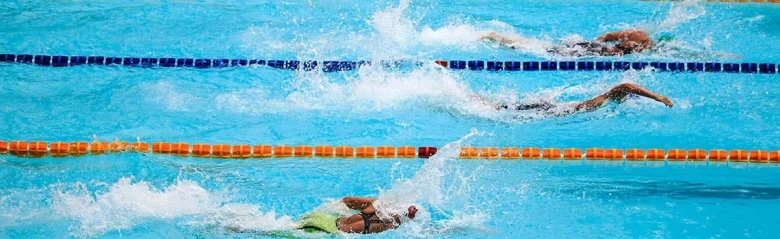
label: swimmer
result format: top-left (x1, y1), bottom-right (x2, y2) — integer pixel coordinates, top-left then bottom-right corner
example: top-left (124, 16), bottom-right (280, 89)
top-left (296, 196), bottom-right (418, 234)
top-left (475, 83), bottom-right (673, 116)
top-left (481, 29), bottom-right (674, 57)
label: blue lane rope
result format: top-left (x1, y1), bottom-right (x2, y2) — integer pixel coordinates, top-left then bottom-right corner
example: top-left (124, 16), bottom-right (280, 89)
top-left (0, 53), bottom-right (777, 74)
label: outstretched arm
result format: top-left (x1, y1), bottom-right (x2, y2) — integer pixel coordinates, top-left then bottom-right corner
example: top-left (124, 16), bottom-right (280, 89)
top-left (596, 29), bottom-right (647, 42)
top-left (342, 196), bottom-right (376, 211)
top-left (596, 31), bottom-right (622, 42)
top-left (481, 31), bottom-right (517, 45)
top-left (574, 83), bottom-right (673, 112)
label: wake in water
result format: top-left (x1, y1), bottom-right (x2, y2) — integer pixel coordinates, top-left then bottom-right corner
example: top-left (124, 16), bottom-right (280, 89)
top-left (471, 0), bottom-right (737, 61)
top-left (279, 128), bottom-right (490, 237)
top-left (49, 177), bottom-right (296, 237)
top-left (144, 61), bottom-right (675, 126)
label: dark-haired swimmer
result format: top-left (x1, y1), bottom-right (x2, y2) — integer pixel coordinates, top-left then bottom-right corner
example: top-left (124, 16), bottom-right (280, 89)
top-left (480, 83), bottom-right (673, 116)
top-left (482, 29), bottom-right (673, 57)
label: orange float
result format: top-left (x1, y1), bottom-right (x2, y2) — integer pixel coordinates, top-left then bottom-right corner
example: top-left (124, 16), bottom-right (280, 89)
top-left (646, 149), bottom-right (665, 161)
top-left (274, 145), bottom-right (293, 158)
top-left (130, 142), bottom-right (150, 153)
top-left (625, 149), bottom-right (645, 161)
top-left (356, 146), bottom-right (375, 158)
top-left (50, 142), bottom-right (69, 157)
top-left (460, 147), bottom-right (479, 159)
top-left (542, 148), bottom-right (561, 160)
top-left (376, 146), bottom-right (396, 158)
top-left (171, 142), bottom-right (191, 157)
top-left (585, 148), bottom-right (605, 160)
top-left (770, 151), bottom-right (780, 163)
top-left (252, 145), bottom-right (272, 158)
top-left (315, 145), bottom-right (334, 158)
top-left (69, 142), bottom-right (89, 156)
top-left (212, 144), bottom-right (232, 158)
top-left (563, 148), bottom-right (582, 160)
top-left (397, 146), bottom-right (416, 158)
top-left (90, 142), bottom-right (109, 155)
top-left (192, 144), bottom-right (212, 157)
top-left (336, 146), bottom-right (354, 158)
top-left (152, 142), bottom-right (171, 154)
top-left (749, 150), bottom-right (768, 163)
top-left (604, 149), bottom-right (623, 161)
top-left (294, 145), bottom-right (313, 157)
top-left (109, 141), bottom-right (129, 153)
top-left (709, 150), bottom-right (728, 162)
top-left (522, 147), bottom-right (541, 159)
top-left (0, 141), bottom-right (7, 154)
top-left (29, 142), bottom-right (48, 157)
top-left (10, 141), bottom-right (29, 157)
top-left (232, 144), bottom-right (252, 159)
top-left (729, 150), bottom-right (748, 163)
top-left (481, 147), bottom-right (498, 159)
top-left (500, 147), bottom-right (520, 160)
top-left (687, 149), bottom-right (707, 161)
top-left (667, 149), bottom-right (686, 161)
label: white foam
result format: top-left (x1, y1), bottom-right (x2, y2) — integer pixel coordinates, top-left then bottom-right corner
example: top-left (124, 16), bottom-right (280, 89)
top-left (369, 0), bottom-right (417, 47)
top-left (143, 81), bottom-right (200, 112)
top-left (366, 129), bottom-right (493, 236)
top-left (209, 64), bottom-right (505, 118)
top-left (51, 177), bottom-right (295, 237)
top-left (650, 0), bottom-right (706, 34)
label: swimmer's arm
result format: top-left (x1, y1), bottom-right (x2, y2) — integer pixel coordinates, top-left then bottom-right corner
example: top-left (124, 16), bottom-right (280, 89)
top-left (574, 83), bottom-right (673, 112)
top-left (469, 94), bottom-right (503, 111)
top-left (608, 83), bottom-right (673, 107)
top-left (596, 30), bottom-right (642, 42)
top-left (481, 31), bottom-right (516, 45)
top-left (368, 215), bottom-right (402, 233)
top-left (342, 196), bottom-right (376, 210)
top-left (370, 220), bottom-right (401, 233)
top-left (595, 31), bottom-right (622, 42)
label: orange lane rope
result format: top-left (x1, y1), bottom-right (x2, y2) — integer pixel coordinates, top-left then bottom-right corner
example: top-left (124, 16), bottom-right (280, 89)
top-left (0, 140), bottom-right (777, 163)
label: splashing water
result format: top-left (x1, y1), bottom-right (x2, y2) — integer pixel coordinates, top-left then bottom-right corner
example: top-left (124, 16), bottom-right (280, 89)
top-left (372, 128), bottom-right (491, 235)
top-left (210, 64), bottom-right (504, 118)
top-left (366, 0), bottom-right (546, 57)
top-left (648, 0), bottom-right (706, 34)
top-left (50, 177), bottom-right (296, 237)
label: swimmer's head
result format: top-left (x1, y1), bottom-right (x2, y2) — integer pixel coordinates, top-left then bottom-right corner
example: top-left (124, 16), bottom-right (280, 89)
top-left (405, 206), bottom-right (418, 219)
top-left (656, 34), bottom-right (675, 43)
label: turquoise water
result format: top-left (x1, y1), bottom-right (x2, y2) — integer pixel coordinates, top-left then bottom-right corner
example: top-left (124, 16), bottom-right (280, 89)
top-left (2, 0), bottom-right (780, 238)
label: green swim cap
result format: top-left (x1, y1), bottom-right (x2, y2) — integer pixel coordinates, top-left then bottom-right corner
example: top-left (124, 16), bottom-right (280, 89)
top-left (657, 34), bottom-right (675, 42)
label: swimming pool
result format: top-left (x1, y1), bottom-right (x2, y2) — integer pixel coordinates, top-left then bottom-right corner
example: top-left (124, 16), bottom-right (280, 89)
top-left (1, 0), bottom-right (780, 238)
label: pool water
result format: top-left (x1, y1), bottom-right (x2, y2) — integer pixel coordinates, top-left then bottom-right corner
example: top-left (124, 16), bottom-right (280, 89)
top-left (1, 0), bottom-right (780, 238)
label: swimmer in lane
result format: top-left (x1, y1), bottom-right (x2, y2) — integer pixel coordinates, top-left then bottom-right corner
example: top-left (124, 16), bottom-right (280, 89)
top-left (296, 196), bottom-right (418, 234)
top-left (474, 83), bottom-right (673, 116)
top-left (482, 29), bottom-right (673, 57)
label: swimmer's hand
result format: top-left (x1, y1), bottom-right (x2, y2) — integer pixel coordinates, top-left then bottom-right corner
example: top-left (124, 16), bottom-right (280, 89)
top-left (658, 96), bottom-right (674, 108)
top-left (480, 31), bottom-right (498, 40)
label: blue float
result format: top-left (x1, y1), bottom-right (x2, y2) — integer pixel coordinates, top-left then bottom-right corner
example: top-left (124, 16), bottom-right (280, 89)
top-left (758, 63), bottom-right (776, 74)
top-left (649, 62), bottom-right (667, 71)
top-left (487, 61), bottom-right (503, 71)
top-left (504, 61), bottom-right (521, 71)
top-left (468, 61), bottom-right (485, 70)
top-left (70, 56), bottom-right (87, 66)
